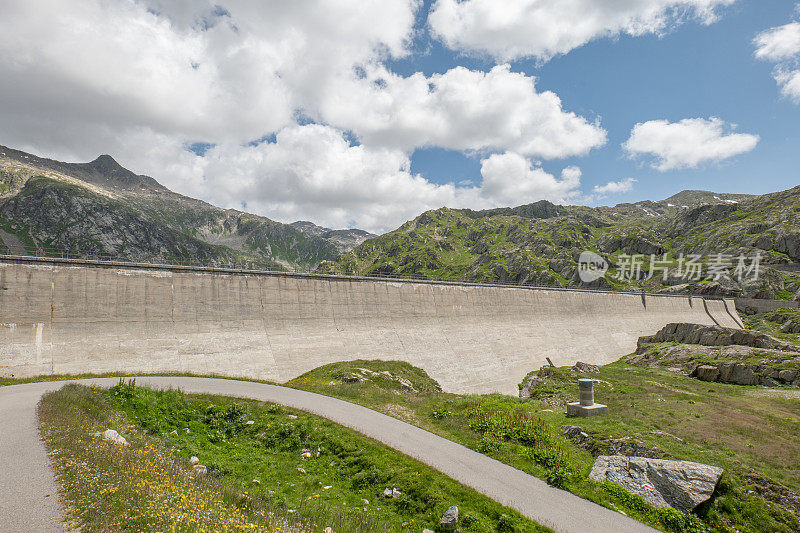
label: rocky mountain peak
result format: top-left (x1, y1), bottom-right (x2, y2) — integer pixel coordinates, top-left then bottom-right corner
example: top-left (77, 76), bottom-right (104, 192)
top-left (89, 154), bottom-right (125, 173)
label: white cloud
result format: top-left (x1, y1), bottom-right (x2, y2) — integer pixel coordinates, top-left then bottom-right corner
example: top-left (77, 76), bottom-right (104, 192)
top-left (622, 117), bottom-right (759, 171)
top-left (478, 153), bottom-right (582, 205)
top-left (321, 64), bottom-right (606, 158)
top-left (593, 178), bottom-right (637, 195)
top-left (0, 0), bottom-right (418, 146)
top-left (0, 0), bottom-right (612, 233)
top-left (110, 125), bottom-right (581, 233)
top-left (775, 68), bottom-right (800, 101)
top-left (754, 21), bottom-right (800, 62)
top-left (754, 15), bottom-right (800, 102)
top-left (428, 0), bottom-right (736, 62)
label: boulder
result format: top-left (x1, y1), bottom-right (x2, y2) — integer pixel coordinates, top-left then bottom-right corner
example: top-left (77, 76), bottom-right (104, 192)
top-left (589, 456), bottom-right (722, 512)
top-left (718, 363), bottom-right (759, 386)
top-left (691, 365), bottom-right (720, 382)
top-left (571, 361), bottom-right (600, 373)
top-left (440, 506), bottom-right (459, 531)
top-left (102, 429), bottom-right (129, 446)
top-left (779, 369), bottom-right (798, 383)
top-left (191, 464), bottom-right (208, 476)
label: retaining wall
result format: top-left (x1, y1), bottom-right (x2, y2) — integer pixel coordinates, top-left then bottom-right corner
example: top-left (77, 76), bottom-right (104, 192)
top-left (0, 259), bottom-right (741, 394)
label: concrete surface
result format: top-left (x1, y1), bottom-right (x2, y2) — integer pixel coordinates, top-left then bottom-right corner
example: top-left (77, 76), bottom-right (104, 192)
top-left (566, 402), bottom-right (608, 417)
top-left (0, 376), bottom-right (658, 533)
top-left (0, 258), bottom-right (741, 394)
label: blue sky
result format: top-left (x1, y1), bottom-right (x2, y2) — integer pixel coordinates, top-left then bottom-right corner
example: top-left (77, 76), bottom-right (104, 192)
top-left (403, 0), bottom-right (799, 205)
top-left (1, 1), bottom-right (799, 232)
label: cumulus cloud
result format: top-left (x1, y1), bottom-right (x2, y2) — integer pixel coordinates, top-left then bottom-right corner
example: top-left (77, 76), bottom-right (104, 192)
top-left (478, 153), bottom-right (582, 205)
top-left (754, 21), bottom-right (800, 61)
top-left (321, 64), bottom-right (606, 158)
top-left (0, 0), bottom-right (611, 232)
top-left (115, 125), bottom-right (581, 233)
top-left (754, 14), bottom-right (800, 102)
top-left (428, 0), bottom-right (736, 62)
top-left (593, 178), bottom-right (637, 195)
top-left (622, 117), bottom-right (759, 171)
top-left (0, 0), bottom-right (417, 147)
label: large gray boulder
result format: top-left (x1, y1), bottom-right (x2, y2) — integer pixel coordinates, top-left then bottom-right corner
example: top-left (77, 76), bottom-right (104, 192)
top-left (589, 455), bottom-right (723, 512)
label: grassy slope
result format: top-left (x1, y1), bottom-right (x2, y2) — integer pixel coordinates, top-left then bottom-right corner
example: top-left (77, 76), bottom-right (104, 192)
top-left (39, 381), bottom-right (549, 533)
top-left (288, 360), bottom-right (800, 533)
top-left (319, 189), bottom-right (800, 298)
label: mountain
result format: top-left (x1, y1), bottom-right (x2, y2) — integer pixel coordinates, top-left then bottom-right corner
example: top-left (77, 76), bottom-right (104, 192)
top-left (0, 146), bottom-right (367, 270)
top-left (318, 187), bottom-right (800, 300)
top-left (290, 221), bottom-right (375, 253)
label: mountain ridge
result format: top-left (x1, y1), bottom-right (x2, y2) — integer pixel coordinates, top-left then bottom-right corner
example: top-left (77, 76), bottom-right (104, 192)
top-left (0, 145), bottom-right (372, 269)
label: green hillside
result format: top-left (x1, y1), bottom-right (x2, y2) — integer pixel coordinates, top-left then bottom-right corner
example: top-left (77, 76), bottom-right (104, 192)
top-left (319, 187), bottom-right (800, 299)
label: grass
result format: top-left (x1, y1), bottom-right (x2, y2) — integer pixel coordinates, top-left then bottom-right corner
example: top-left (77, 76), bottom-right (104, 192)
top-left (287, 360), bottom-right (800, 533)
top-left (19, 316), bottom-right (800, 532)
top-left (39, 383), bottom-right (288, 532)
top-left (39, 380), bottom-right (549, 533)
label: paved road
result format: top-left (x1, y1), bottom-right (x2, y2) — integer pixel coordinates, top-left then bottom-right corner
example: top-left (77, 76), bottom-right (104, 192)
top-left (0, 377), bottom-right (656, 533)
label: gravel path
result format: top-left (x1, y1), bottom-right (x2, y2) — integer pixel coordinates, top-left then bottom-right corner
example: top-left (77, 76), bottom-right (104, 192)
top-left (0, 377), bottom-right (657, 533)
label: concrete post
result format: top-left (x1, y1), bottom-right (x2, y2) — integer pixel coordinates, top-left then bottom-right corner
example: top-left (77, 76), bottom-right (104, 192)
top-left (567, 378), bottom-right (607, 417)
top-left (578, 379), bottom-right (594, 406)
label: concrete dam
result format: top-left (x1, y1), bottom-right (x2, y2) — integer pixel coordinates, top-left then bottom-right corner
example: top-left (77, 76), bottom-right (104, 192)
top-left (0, 257), bottom-right (742, 394)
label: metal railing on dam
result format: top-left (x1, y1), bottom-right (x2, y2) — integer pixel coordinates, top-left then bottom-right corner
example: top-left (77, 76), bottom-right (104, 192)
top-left (0, 254), bottom-right (742, 394)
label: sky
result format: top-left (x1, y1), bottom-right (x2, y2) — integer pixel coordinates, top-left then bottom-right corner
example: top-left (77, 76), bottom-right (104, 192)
top-left (0, 1), bottom-right (798, 233)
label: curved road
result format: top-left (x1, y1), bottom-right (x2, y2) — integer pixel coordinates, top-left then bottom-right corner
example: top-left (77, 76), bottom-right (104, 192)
top-left (0, 377), bottom-right (656, 533)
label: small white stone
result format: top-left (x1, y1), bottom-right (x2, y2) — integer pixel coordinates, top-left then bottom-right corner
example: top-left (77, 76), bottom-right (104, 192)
top-left (189, 456), bottom-right (199, 465)
top-left (362, 498), bottom-right (369, 505)
top-left (246, 420), bottom-right (255, 425)
top-left (323, 485), bottom-right (332, 490)
top-left (170, 429), bottom-right (178, 435)
top-left (287, 414), bottom-right (298, 419)
top-left (191, 464), bottom-right (207, 476)
top-left (185, 428), bottom-right (191, 434)
top-left (252, 479), bottom-right (261, 485)
top-left (102, 429), bottom-right (129, 446)
top-left (297, 467), bottom-right (306, 474)
top-left (324, 527), bottom-right (333, 533)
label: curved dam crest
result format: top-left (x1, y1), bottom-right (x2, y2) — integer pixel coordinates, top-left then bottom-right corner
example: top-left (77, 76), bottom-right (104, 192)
top-left (0, 258), bottom-right (741, 394)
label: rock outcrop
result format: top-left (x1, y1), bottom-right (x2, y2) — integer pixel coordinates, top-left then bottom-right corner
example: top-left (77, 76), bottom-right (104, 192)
top-left (519, 366), bottom-right (554, 398)
top-left (633, 323), bottom-right (800, 387)
top-left (637, 323), bottom-right (799, 353)
top-left (562, 426), bottom-right (666, 459)
top-left (589, 455), bottom-right (723, 512)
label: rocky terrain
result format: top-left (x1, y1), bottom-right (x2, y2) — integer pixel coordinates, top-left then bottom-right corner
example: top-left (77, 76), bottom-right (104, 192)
top-left (630, 322), bottom-right (800, 387)
top-left (0, 146), bottom-right (371, 270)
top-left (289, 221), bottom-right (375, 254)
top-left (319, 186), bottom-right (800, 299)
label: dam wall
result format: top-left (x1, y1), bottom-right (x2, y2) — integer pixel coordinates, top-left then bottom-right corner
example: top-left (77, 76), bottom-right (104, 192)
top-left (0, 258), bottom-right (741, 394)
